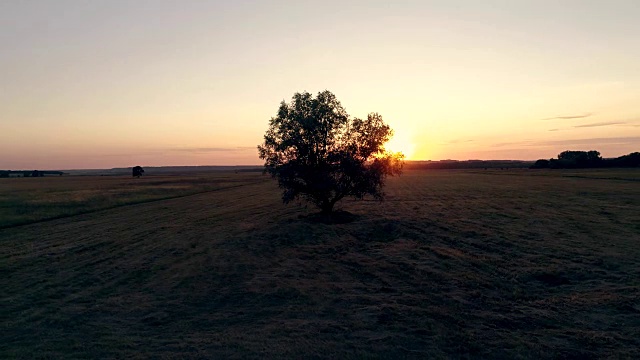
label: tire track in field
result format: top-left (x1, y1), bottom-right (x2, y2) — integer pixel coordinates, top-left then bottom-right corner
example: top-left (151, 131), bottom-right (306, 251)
top-left (0, 179), bottom-right (266, 231)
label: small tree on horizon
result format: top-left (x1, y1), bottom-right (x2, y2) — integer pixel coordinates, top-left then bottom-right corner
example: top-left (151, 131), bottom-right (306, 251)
top-left (258, 90), bottom-right (404, 214)
top-left (132, 166), bottom-right (144, 178)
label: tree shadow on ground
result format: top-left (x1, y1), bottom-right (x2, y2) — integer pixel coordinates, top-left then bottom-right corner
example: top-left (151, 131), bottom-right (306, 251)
top-left (297, 210), bottom-right (360, 224)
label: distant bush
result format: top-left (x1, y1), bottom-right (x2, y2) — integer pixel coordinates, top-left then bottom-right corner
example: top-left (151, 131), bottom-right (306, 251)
top-left (132, 166), bottom-right (145, 178)
top-left (531, 159), bottom-right (550, 169)
top-left (607, 152), bottom-right (640, 167)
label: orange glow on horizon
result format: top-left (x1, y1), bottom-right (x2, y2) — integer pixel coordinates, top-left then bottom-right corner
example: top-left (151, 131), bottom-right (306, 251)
top-left (385, 132), bottom-right (417, 160)
top-left (1, 2), bottom-right (639, 169)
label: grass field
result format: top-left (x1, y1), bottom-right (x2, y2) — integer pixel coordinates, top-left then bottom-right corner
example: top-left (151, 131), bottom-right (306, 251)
top-left (2, 169), bottom-right (640, 358)
top-left (0, 174), bottom-right (265, 229)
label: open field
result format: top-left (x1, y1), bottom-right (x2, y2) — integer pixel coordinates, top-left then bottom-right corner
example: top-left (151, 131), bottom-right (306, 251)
top-left (0, 174), bottom-right (265, 229)
top-left (2, 169), bottom-right (640, 358)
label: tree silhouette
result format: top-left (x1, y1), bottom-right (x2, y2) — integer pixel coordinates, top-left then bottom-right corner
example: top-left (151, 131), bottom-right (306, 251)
top-left (613, 152), bottom-right (640, 167)
top-left (132, 166), bottom-right (144, 178)
top-left (557, 150), bottom-right (602, 168)
top-left (258, 90), bottom-right (404, 214)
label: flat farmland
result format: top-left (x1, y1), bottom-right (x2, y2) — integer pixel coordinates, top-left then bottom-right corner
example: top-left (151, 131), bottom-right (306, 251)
top-left (0, 173), bottom-right (265, 229)
top-left (2, 169), bottom-right (639, 358)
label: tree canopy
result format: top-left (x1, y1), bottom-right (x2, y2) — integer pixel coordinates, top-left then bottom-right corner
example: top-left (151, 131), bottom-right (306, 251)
top-left (258, 90), bottom-right (404, 213)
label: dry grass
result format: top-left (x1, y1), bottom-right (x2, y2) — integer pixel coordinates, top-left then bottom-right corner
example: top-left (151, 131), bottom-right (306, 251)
top-left (0, 174), bottom-right (264, 229)
top-left (1, 169), bottom-right (639, 358)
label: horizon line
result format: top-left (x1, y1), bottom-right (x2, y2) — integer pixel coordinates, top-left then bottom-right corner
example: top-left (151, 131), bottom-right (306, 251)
top-left (1, 159), bottom-right (541, 172)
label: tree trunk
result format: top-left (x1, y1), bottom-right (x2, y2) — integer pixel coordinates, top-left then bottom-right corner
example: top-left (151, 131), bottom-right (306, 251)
top-left (320, 196), bottom-right (342, 214)
top-left (320, 202), bottom-right (334, 214)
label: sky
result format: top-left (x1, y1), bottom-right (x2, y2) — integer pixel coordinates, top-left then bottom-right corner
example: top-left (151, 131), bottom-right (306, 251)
top-left (1, 0), bottom-right (639, 169)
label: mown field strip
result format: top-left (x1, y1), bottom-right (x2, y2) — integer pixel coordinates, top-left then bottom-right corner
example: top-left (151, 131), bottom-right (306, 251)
top-left (0, 174), bottom-right (268, 229)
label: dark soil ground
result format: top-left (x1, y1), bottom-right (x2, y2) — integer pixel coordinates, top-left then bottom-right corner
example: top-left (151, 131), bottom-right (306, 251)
top-left (2, 169), bottom-right (639, 358)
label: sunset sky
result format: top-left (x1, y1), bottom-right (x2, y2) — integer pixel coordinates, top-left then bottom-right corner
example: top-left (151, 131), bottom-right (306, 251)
top-left (1, 0), bottom-right (639, 169)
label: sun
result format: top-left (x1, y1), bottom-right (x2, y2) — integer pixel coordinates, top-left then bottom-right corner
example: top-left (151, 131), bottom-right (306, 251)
top-left (385, 132), bottom-right (416, 160)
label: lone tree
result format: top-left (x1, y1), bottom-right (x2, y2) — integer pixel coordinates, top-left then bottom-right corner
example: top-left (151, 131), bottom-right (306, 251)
top-left (132, 166), bottom-right (144, 178)
top-left (258, 90), bottom-right (404, 214)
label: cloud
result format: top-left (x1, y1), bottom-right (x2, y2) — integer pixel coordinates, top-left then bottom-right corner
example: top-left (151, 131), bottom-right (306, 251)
top-left (444, 139), bottom-right (474, 145)
top-left (171, 146), bottom-right (255, 153)
top-left (542, 113), bottom-right (593, 121)
top-left (573, 121), bottom-right (626, 128)
top-left (543, 118), bottom-right (638, 131)
top-left (492, 141), bottom-right (529, 147)
top-left (538, 137), bottom-right (640, 146)
top-left (492, 136), bottom-right (640, 148)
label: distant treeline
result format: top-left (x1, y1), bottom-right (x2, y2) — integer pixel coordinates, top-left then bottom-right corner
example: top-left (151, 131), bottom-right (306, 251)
top-left (0, 170), bottom-right (65, 178)
top-left (531, 151), bottom-right (640, 169)
top-left (405, 160), bottom-right (533, 170)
